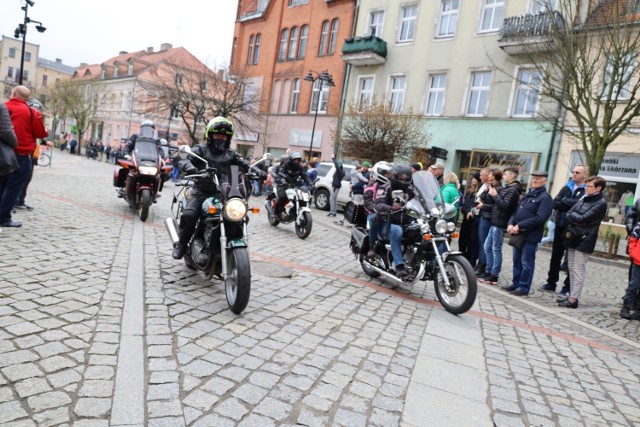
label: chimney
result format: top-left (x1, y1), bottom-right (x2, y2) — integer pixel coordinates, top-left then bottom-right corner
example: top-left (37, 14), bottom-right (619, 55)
top-left (147, 46), bottom-right (154, 53)
top-left (55, 58), bottom-right (62, 63)
top-left (80, 63), bottom-right (88, 67)
top-left (119, 51), bottom-right (128, 55)
top-left (160, 43), bottom-right (173, 51)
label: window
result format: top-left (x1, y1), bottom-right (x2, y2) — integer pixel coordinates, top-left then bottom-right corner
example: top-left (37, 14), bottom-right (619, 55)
top-left (243, 83), bottom-right (256, 111)
top-left (531, 0), bottom-right (558, 13)
top-left (42, 75), bottom-right (48, 87)
top-left (328, 19), bottom-right (339, 55)
top-left (22, 70), bottom-right (29, 82)
top-left (253, 34), bottom-right (261, 64)
top-left (289, 0), bottom-right (308, 5)
top-left (175, 73), bottom-right (184, 85)
top-left (271, 80), bottom-right (282, 113)
top-left (513, 68), bottom-right (541, 117)
top-left (604, 53), bottom-right (635, 100)
top-left (9, 48), bottom-right (16, 58)
top-left (479, 0), bottom-right (504, 32)
top-left (247, 35), bottom-right (254, 65)
top-left (310, 80), bottom-right (329, 113)
top-left (467, 71), bottom-right (492, 116)
top-left (25, 52), bottom-right (31, 62)
top-left (288, 27), bottom-right (299, 60)
top-left (127, 62), bottom-right (134, 76)
top-left (298, 25), bottom-right (309, 58)
top-left (118, 93), bottom-right (124, 110)
top-left (389, 75), bottom-right (406, 113)
top-left (319, 21), bottom-right (329, 55)
top-left (357, 76), bottom-right (374, 106)
top-left (368, 10), bottom-right (385, 37)
top-left (426, 74), bottom-right (447, 116)
top-left (438, 0), bottom-right (459, 38)
top-left (290, 78), bottom-right (300, 113)
top-left (7, 67), bottom-right (14, 78)
top-left (398, 4), bottom-right (418, 42)
top-left (278, 29), bottom-right (289, 61)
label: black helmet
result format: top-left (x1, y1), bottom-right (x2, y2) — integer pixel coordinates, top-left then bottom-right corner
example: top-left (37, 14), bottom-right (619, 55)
top-left (390, 164), bottom-right (412, 190)
top-left (206, 117), bottom-right (234, 141)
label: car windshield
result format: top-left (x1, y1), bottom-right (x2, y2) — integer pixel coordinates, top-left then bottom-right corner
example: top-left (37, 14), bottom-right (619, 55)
top-left (406, 171), bottom-right (442, 216)
top-left (134, 139), bottom-right (159, 164)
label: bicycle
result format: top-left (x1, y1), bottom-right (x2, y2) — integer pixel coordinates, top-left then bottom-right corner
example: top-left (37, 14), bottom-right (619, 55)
top-left (38, 151), bottom-right (51, 167)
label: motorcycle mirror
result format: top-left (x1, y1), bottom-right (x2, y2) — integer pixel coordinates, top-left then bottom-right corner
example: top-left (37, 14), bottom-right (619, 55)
top-left (443, 204), bottom-right (456, 219)
top-left (178, 145), bottom-right (192, 159)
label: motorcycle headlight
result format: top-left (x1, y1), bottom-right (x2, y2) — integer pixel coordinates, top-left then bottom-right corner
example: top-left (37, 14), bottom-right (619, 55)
top-left (302, 192), bottom-right (310, 202)
top-left (435, 219), bottom-right (448, 234)
top-left (447, 222), bottom-right (456, 232)
top-left (139, 166), bottom-right (158, 176)
top-left (224, 199), bottom-right (247, 222)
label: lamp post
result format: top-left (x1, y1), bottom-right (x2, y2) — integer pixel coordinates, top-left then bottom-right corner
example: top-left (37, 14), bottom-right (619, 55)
top-left (14, 0), bottom-right (46, 86)
top-left (303, 70), bottom-right (335, 161)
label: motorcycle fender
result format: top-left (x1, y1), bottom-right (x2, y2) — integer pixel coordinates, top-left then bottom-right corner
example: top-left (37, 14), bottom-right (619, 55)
top-left (441, 250), bottom-right (463, 263)
top-left (350, 227), bottom-right (367, 256)
top-left (297, 206), bottom-right (311, 220)
top-left (227, 238), bottom-right (247, 249)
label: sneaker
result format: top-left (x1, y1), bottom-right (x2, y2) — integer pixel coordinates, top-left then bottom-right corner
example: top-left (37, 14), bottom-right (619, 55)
top-left (172, 243), bottom-right (185, 260)
top-left (631, 311), bottom-right (640, 321)
top-left (0, 220), bottom-right (22, 228)
top-left (537, 284), bottom-right (556, 292)
top-left (396, 264), bottom-right (407, 278)
top-left (327, 213), bottom-right (336, 217)
top-left (510, 288), bottom-right (530, 296)
top-left (500, 284), bottom-right (517, 292)
top-left (14, 204), bottom-right (34, 211)
top-left (484, 275), bottom-right (499, 285)
top-left (557, 289), bottom-right (569, 297)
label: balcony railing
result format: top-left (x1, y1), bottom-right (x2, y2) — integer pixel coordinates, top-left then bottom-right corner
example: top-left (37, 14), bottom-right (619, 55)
top-left (341, 35), bottom-right (387, 66)
top-left (498, 11), bottom-right (565, 55)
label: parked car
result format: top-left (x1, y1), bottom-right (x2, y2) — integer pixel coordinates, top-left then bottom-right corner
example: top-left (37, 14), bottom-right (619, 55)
top-left (313, 162), bottom-right (356, 211)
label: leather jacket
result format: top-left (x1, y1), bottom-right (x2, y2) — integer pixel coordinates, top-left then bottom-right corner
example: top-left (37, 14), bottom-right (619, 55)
top-left (274, 159), bottom-right (313, 188)
top-left (0, 103), bottom-right (18, 149)
top-left (180, 144), bottom-right (250, 195)
top-left (566, 192), bottom-right (608, 254)
top-left (490, 181), bottom-right (520, 228)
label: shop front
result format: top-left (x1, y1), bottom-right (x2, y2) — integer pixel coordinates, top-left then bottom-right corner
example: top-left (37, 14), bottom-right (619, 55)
top-left (457, 149), bottom-right (541, 191)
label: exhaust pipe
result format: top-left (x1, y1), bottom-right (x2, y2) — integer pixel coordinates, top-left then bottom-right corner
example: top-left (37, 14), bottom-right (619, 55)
top-left (164, 217), bottom-right (180, 245)
top-left (362, 260), bottom-right (425, 287)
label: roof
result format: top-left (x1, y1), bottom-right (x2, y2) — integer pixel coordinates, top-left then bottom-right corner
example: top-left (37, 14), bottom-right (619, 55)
top-left (38, 57), bottom-right (76, 75)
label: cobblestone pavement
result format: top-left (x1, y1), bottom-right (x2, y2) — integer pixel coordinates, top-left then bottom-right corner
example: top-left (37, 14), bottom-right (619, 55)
top-left (0, 150), bottom-right (639, 426)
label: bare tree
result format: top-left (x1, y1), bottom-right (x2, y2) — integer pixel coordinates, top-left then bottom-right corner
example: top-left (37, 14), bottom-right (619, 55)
top-left (336, 98), bottom-right (431, 163)
top-left (36, 84), bottom-right (66, 142)
top-left (137, 61), bottom-right (261, 145)
top-left (499, 0), bottom-right (640, 174)
top-left (48, 79), bottom-right (104, 154)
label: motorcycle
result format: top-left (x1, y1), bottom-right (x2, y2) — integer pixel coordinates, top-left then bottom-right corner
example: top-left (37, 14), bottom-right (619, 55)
top-left (114, 138), bottom-right (172, 221)
top-left (349, 171), bottom-right (477, 315)
top-left (164, 147), bottom-right (270, 314)
top-left (264, 179), bottom-right (313, 239)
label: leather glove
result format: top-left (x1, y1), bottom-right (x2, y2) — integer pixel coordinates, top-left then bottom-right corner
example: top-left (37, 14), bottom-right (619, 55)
top-left (185, 165), bottom-right (197, 175)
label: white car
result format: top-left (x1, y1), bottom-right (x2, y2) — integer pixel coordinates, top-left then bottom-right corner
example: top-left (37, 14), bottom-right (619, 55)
top-left (313, 162), bottom-right (355, 211)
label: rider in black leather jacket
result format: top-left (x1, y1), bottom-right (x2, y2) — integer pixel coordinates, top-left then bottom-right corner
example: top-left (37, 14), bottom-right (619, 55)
top-left (172, 117), bottom-right (252, 260)
top-left (272, 151), bottom-right (313, 217)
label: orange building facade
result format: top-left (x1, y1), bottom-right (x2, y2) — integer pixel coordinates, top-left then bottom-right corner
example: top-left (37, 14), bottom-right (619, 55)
top-left (231, 0), bottom-right (355, 161)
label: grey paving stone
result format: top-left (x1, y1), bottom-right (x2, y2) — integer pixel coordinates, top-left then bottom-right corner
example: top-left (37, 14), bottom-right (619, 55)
top-left (148, 399), bottom-right (183, 417)
top-left (237, 413), bottom-right (276, 427)
top-left (74, 398), bottom-right (112, 417)
top-left (39, 356), bottom-right (76, 373)
top-left (147, 383), bottom-right (180, 401)
top-left (0, 400), bottom-right (29, 423)
top-left (182, 389), bottom-right (219, 411)
top-left (214, 397), bottom-right (249, 421)
top-left (1, 363), bottom-right (44, 382)
top-left (296, 408), bottom-right (329, 427)
top-left (334, 408), bottom-right (367, 427)
top-left (191, 413), bottom-right (235, 427)
top-left (32, 406), bottom-right (69, 427)
top-left (27, 390), bottom-right (72, 412)
top-left (150, 371), bottom-right (180, 384)
top-left (232, 383), bottom-right (269, 405)
top-left (15, 378), bottom-right (52, 398)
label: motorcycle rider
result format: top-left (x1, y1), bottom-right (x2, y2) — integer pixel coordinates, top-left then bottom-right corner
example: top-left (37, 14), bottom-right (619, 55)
top-left (373, 164), bottom-right (414, 278)
top-left (272, 151), bottom-right (314, 219)
top-left (172, 117), bottom-right (253, 260)
top-left (364, 161), bottom-right (392, 258)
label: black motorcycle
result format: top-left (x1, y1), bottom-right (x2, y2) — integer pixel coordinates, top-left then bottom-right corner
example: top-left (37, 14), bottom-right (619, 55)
top-left (165, 147), bottom-right (269, 314)
top-left (349, 171), bottom-right (477, 315)
top-left (265, 178), bottom-right (313, 239)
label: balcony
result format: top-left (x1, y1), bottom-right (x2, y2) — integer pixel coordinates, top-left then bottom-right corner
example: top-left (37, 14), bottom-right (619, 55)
top-left (498, 11), bottom-right (565, 55)
top-left (341, 36), bottom-right (387, 66)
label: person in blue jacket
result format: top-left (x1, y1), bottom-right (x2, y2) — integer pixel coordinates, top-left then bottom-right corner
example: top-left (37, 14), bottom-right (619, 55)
top-left (501, 170), bottom-right (554, 296)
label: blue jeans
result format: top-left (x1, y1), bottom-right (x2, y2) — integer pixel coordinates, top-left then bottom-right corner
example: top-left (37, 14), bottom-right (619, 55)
top-left (484, 226), bottom-right (504, 276)
top-left (477, 218), bottom-right (491, 265)
top-left (0, 155), bottom-right (32, 224)
top-left (252, 179), bottom-right (261, 196)
top-left (512, 241), bottom-right (539, 292)
top-left (539, 220), bottom-right (555, 246)
top-left (367, 213), bottom-right (378, 245)
top-left (380, 221), bottom-right (404, 267)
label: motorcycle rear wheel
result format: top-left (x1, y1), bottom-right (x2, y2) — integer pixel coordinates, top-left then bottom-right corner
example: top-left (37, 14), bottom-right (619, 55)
top-left (359, 253), bottom-right (380, 278)
top-left (140, 189), bottom-right (152, 222)
top-left (225, 248), bottom-right (251, 314)
top-left (295, 212), bottom-right (313, 239)
top-left (434, 254), bottom-right (477, 315)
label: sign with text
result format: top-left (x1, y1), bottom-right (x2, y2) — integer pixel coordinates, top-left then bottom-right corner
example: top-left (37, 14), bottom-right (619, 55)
top-left (570, 151), bottom-right (640, 179)
top-left (470, 150), bottom-right (539, 176)
top-left (290, 129), bottom-right (323, 148)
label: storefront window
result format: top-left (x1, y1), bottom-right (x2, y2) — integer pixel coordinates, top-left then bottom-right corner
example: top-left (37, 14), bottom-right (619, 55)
top-left (603, 182), bottom-right (636, 224)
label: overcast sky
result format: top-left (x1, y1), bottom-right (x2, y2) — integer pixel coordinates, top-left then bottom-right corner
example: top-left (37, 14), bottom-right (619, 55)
top-left (1, 0), bottom-right (238, 69)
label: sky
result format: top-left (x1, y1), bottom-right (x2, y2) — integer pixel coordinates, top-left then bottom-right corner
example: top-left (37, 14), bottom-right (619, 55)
top-left (1, 0), bottom-right (238, 69)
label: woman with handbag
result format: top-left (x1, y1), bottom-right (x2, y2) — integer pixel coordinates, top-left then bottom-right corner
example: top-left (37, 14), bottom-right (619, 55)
top-left (558, 176), bottom-right (608, 308)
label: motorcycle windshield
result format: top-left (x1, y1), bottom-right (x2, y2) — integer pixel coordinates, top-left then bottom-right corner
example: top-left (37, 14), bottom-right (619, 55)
top-left (408, 171), bottom-right (442, 215)
top-left (134, 140), bottom-right (159, 165)
top-left (217, 165), bottom-right (248, 201)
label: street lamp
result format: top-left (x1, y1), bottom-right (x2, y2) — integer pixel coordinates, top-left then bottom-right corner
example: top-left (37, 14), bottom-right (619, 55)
top-left (304, 70), bottom-right (335, 161)
top-left (14, 0), bottom-right (46, 86)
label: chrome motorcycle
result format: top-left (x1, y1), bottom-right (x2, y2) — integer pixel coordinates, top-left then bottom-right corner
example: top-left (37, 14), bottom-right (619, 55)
top-left (265, 179), bottom-right (313, 239)
top-left (349, 171), bottom-right (477, 315)
top-left (164, 147), bottom-right (269, 314)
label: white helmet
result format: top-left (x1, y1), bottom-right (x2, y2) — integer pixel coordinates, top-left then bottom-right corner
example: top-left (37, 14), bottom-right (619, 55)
top-left (372, 161), bottom-right (392, 184)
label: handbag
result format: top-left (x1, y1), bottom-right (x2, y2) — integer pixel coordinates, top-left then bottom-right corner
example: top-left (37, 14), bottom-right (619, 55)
top-left (562, 225), bottom-right (585, 248)
top-left (0, 143), bottom-right (19, 176)
top-left (508, 232), bottom-right (526, 249)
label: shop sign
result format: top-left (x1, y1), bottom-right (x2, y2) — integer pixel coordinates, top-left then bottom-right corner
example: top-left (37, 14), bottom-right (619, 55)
top-left (290, 129), bottom-right (322, 148)
top-left (570, 151), bottom-right (640, 179)
top-left (470, 150), bottom-right (539, 175)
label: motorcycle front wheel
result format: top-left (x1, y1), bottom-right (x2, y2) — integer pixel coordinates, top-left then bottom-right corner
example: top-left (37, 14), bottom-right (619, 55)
top-left (225, 248), bottom-right (251, 314)
top-left (295, 211), bottom-right (313, 239)
top-left (434, 254), bottom-right (477, 315)
top-left (139, 189), bottom-right (152, 221)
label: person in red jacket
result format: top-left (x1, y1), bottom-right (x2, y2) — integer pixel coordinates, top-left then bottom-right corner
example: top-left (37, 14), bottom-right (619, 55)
top-left (621, 224), bottom-right (640, 320)
top-left (0, 86), bottom-right (48, 227)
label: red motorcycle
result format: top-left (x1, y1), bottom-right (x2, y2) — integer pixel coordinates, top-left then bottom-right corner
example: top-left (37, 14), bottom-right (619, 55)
top-left (114, 138), bottom-right (172, 221)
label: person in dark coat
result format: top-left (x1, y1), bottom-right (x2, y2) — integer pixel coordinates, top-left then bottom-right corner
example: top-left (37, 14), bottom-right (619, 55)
top-left (0, 103), bottom-right (18, 196)
top-left (459, 172), bottom-right (480, 265)
top-left (558, 176), bottom-right (608, 309)
top-left (479, 167), bottom-right (520, 285)
top-left (501, 171), bottom-right (554, 296)
top-left (474, 167), bottom-right (493, 275)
